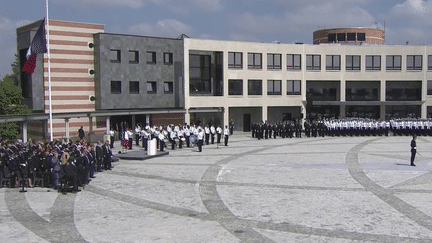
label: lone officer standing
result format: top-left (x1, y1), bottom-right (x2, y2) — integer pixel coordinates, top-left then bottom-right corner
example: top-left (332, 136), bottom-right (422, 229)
top-left (410, 134), bottom-right (417, 166)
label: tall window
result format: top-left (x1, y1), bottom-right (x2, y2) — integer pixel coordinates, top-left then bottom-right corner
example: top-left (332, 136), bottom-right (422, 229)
top-left (248, 53), bottom-right (262, 69)
top-left (306, 55), bottom-right (321, 70)
top-left (267, 53), bottom-right (281, 70)
top-left (407, 55), bottom-right (422, 70)
top-left (267, 80), bottom-right (281, 95)
top-left (287, 80), bottom-right (301, 95)
top-left (129, 81), bottom-right (139, 94)
top-left (346, 55), bottom-right (361, 70)
top-left (146, 51), bottom-right (156, 64)
top-left (129, 50), bottom-right (139, 64)
top-left (366, 55), bottom-right (381, 70)
top-left (428, 55), bottom-right (432, 70)
top-left (248, 80), bottom-right (262, 95)
top-left (428, 81), bottom-right (432, 95)
top-left (228, 52), bottom-right (242, 69)
top-left (110, 49), bottom-right (121, 63)
top-left (164, 52), bottom-right (173, 65)
top-left (147, 81), bottom-right (157, 94)
top-left (326, 55), bottom-right (341, 70)
top-left (228, 79), bottom-right (243, 95)
top-left (287, 54), bottom-right (301, 70)
top-left (164, 81), bottom-right (173, 94)
top-left (111, 81), bottom-right (121, 94)
top-left (189, 54), bottom-right (211, 94)
top-left (386, 55), bottom-right (401, 70)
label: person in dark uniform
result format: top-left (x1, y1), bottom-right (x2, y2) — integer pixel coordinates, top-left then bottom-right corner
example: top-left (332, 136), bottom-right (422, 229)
top-left (96, 141), bottom-right (103, 172)
top-left (64, 158), bottom-right (80, 192)
top-left (410, 135), bottom-right (417, 166)
top-left (102, 141), bottom-right (112, 170)
top-left (78, 126), bottom-right (85, 140)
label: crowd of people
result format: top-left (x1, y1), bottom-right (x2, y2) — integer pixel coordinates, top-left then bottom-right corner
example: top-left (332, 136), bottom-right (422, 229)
top-left (114, 123), bottom-right (231, 153)
top-left (0, 138), bottom-right (113, 192)
top-left (252, 117), bottom-right (432, 139)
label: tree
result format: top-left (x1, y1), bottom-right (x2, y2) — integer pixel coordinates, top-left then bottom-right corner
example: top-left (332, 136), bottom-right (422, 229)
top-left (11, 53), bottom-right (20, 86)
top-left (0, 75), bottom-right (31, 141)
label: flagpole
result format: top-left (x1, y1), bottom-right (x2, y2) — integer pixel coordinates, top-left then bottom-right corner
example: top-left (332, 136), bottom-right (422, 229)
top-left (46, 0), bottom-right (53, 141)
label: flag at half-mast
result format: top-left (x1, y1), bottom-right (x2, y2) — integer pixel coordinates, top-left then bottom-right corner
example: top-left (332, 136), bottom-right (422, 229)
top-left (22, 19), bottom-right (47, 74)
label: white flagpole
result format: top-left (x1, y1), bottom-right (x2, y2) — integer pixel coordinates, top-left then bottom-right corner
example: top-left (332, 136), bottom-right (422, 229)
top-left (46, 0), bottom-right (53, 141)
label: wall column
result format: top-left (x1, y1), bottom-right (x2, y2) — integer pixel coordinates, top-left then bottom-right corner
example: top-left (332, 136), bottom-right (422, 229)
top-left (262, 106), bottom-right (268, 123)
top-left (105, 117), bottom-right (110, 134)
top-left (146, 115), bottom-right (150, 126)
top-left (22, 121), bottom-right (27, 143)
top-left (185, 110), bottom-right (190, 125)
top-left (65, 118), bottom-right (70, 141)
top-left (88, 116), bottom-right (93, 142)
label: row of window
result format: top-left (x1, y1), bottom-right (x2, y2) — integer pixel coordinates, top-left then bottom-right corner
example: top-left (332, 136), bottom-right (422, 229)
top-left (110, 81), bottom-right (173, 94)
top-left (228, 79), bottom-right (301, 96)
top-left (110, 49), bottom-right (173, 65)
top-left (228, 53), bottom-right (432, 71)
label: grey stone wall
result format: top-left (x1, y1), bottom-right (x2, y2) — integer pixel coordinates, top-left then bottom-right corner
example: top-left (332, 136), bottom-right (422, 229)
top-left (94, 33), bottom-right (184, 110)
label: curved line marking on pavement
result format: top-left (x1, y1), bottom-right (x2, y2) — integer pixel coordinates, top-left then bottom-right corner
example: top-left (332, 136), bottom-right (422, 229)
top-left (5, 190), bottom-right (87, 243)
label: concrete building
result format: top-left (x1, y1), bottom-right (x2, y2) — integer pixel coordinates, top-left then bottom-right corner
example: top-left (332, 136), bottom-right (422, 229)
top-left (184, 38), bottom-right (432, 131)
top-left (14, 19), bottom-right (432, 139)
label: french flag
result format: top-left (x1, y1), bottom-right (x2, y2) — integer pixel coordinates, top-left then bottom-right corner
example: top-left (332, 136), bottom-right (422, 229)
top-left (22, 19), bottom-right (47, 74)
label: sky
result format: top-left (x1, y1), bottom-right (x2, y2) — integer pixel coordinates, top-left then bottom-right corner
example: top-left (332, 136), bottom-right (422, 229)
top-left (0, 0), bottom-right (431, 78)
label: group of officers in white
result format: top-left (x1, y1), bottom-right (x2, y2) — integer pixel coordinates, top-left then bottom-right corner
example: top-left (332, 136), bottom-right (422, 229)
top-left (116, 124), bottom-right (230, 152)
top-left (319, 117), bottom-right (432, 137)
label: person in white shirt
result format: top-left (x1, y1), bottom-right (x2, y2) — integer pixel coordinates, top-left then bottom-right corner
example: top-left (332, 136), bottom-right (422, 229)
top-left (210, 125), bottom-right (216, 144)
top-left (216, 126), bottom-right (222, 144)
top-left (224, 125), bottom-right (230, 146)
top-left (158, 129), bottom-right (165, 152)
top-left (197, 128), bottom-right (204, 152)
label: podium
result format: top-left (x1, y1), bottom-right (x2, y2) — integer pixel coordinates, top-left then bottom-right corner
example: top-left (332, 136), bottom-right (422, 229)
top-left (148, 139), bottom-right (157, 155)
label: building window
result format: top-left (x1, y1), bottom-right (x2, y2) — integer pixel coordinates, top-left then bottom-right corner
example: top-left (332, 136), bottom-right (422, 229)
top-left (248, 53), bottom-right (262, 69)
top-left (336, 33), bottom-right (345, 42)
top-left (386, 55), bottom-right (401, 70)
top-left (147, 81), bottom-right (157, 94)
top-left (347, 33), bottom-right (356, 41)
top-left (407, 55), bottom-right (422, 70)
top-left (129, 50), bottom-right (139, 64)
top-left (346, 55), bottom-right (361, 70)
top-left (189, 54), bottom-right (211, 94)
top-left (267, 53), bottom-right (281, 70)
top-left (427, 81), bottom-right (432, 95)
top-left (328, 34), bottom-right (336, 43)
top-left (287, 80), bottom-right (301, 95)
top-left (228, 79), bottom-right (243, 95)
top-left (228, 52), bottom-right (242, 69)
top-left (129, 81), bottom-right (139, 94)
top-left (326, 55), bottom-right (341, 70)
top-left (111, 81), bottom-right (121, 94)
top-left (366, 55), bottom-right (381, 70)
top-left (110, 49), bottom-right (121, 63)
top-left (164, 52), bottom-right (173, 65)
top-left (146, 51), bottom-right (156, 64)
top-left (357, 33), bottom-right (366, 41)
top-left (164, 81), bottom-right (173, 94)
top-left (306, 54), bottom-right (321, 70)
top-left (267, 80), bottom-right (281, 95)
top-left (248, 80), bottom-right (262, 95)
top-left (428, 55), bottom-right (432, 70)
top-left (287, 54), bottom-right (301, 70)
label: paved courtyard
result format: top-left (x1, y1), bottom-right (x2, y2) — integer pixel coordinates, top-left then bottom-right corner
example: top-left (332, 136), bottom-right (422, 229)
top-left (3, 133), bottom-right (432, 242)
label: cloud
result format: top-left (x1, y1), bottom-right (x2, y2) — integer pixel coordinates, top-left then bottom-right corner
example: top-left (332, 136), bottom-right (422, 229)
top-left (231, 2), bottom-right (376, 38)
top-left (128, 19), bottom-right (194, 38)
top-left (55, 0), bottom-right (222, 12)
top-left (55, 0), bottom-right (144, 9)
